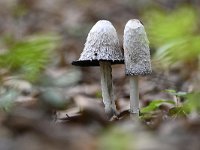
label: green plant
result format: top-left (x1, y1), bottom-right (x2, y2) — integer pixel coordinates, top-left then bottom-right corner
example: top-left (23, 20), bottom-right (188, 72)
top-left (140, 90), bottom-right (200, 119)
top-left (0, 34), bottom-right (59, 81)
top-left (140, 99), bottom-right (175, 114)
top-left (143, 6), bottom-right (200, 67)
top-left (183, 92), bottom-right (200, 113)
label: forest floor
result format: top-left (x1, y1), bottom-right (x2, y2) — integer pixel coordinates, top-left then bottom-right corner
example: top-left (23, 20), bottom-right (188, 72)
top-left (0, 0), bottom-right (200, 150)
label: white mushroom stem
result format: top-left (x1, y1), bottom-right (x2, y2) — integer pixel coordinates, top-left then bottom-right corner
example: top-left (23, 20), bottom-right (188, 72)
top-left (99, 61), bottom-right (117, 117)
top-left (129, 76), bottom-right (139, 117)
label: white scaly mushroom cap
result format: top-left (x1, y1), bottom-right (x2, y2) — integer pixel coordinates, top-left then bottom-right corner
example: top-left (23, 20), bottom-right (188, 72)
top-left (78, 20), bottom-right (124, 64)
top-left (123, 19), bottom-right (152, 76)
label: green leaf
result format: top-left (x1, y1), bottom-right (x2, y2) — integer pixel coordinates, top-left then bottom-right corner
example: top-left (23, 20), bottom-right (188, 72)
top-left (0, 34), bottom-right (60, 81)
top-left (164, 89), bottom-right (176, 94)
top-left (183, 93), bottom-right (200, 112)
top-left (168, 107), bottom-right (187, 117)
top-left (154, 36), bottom-right (200, 67)
top-left (164, 89), bottom-right (188, 97)
top-left (143, 6), bottom-right (200, 68)
top-left (141, 100), bottom-right (175, 114)
top-left (144, 7), bottom-right (198, 47)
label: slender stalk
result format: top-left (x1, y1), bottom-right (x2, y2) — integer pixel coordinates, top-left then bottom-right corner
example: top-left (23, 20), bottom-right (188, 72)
top-left (129, 76), bottom-right (139, 118)
top-left (99, 61), bottom-right (117, 117)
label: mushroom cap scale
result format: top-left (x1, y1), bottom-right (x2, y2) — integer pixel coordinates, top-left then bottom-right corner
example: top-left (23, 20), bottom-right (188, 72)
top-left (72, 20), bottom-right (124, 67)
top-left (123, 19), bottom-right (152, 76)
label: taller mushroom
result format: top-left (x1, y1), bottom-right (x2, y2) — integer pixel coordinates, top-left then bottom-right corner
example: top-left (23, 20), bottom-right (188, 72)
top-left (72, 20), bottom-right (124, 117)
top-left (123, 19), bottom-right (152, 117)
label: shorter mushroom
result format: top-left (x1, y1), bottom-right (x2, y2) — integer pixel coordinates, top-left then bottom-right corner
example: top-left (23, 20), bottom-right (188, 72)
top-left (72, 20), bottom-right (124, 117)
top-left (123, 19), bottom-right (152, 118)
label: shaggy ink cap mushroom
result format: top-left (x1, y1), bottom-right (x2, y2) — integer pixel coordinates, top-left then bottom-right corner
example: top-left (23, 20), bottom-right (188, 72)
top-left (72, 20), bottom-right (124, 66)
top-left (72, 20), bottom-right (123, 118)
top-left (123, 19), bottom-right (152, 118)
top-left (124, 19), bottom-right (152, 76)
